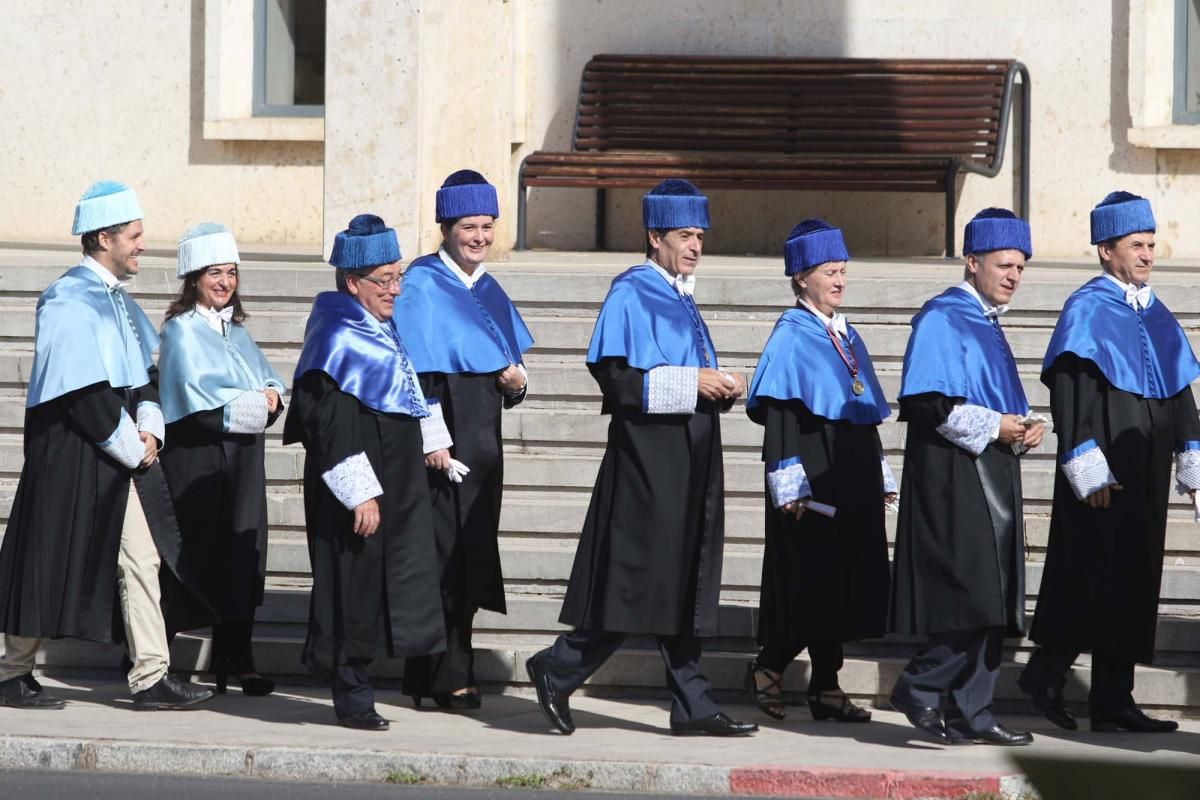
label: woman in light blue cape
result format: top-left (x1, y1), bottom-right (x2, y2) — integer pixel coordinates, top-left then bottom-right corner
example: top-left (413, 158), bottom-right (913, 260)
top-left (157, 223), bottom-right (284, 698)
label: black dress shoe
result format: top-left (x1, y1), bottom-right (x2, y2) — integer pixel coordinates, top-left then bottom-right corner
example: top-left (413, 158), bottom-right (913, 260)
top-left (0, 674), bottom-right (64, 709)
top-left (1017, 676), bottom-right (1077, 731)
top-left (889, 695), bottom-right (950, 743)
top-left (949, 719), bottom-right (1034, 746)
top-left (670, 712), bottom-right (758, 737)
top-left (338, 709), bottom-right (390, 731)
top-left (132, 674), bottom-right (214, 710)
top-left (525, 655), bottom-right (574, 734)
top-left (1090, 706), bottom-right (1179, 733)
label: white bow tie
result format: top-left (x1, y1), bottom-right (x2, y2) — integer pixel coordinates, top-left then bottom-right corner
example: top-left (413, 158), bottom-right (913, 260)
top-left (984, 304), bottom-right (1009, 319)
top-left (1124, 284), bottom-right (1153, 310)
top-left (198, 305), bottom-right (234, 323)
top-left (674, 275), bottom-right (696, 296)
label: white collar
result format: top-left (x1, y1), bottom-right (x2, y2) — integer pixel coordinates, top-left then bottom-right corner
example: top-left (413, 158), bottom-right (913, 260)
top-left (645, 259), bottom-right (695, 296)
top-left (957, 280), bottom-right (1008, 318)
top-left (1101, 272), bottom-right (1154, 310)
top-left (438, 247), bottom-right (487, 289)
top-left (796, 298), bottom-right (848, 338)
top-left (80, 254), bottom-right (127, 291)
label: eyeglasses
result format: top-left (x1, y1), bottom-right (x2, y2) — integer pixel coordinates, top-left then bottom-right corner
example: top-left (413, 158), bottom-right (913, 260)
top-left (355, 272), bottom-right (404, 289)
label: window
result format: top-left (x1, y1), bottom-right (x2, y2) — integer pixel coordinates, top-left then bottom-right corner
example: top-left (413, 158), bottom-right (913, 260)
top-left (254, 0), bottom-right (326, 117)
top-left (1175, 0), bottom-right (1200, 122)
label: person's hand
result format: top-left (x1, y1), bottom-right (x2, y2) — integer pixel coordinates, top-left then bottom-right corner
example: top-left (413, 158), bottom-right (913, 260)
top-left (997, 414), bottom-right (1028, 446)
top-left (262, 388), bottom-right (281, 414)
top-left (698, 368), bottom-right (734, 401)
top-left (883, 491), bottom-right (898, 508)
top-left (138, 431), bottom-right (158, 468)
top-left (723, 371), bottom-right (747, 400)
top-left (425, 448), bottom-right (451, 471)
top-left (1086, 484), bottom-right (1123, 509)
top-left (1021, 421), bottom-right (1045, 449)
top-left (496, 364), bottom-right (526, 395)
top-left (781, 499), bottom-right (807, 519)
top-left (352, 498), bottom-right (380, 536)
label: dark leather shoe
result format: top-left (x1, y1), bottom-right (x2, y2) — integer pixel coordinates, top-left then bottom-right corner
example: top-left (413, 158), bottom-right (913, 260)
top-left (949, 719), bottom-right (1034, 746)
top-left (889, 695), bottom-right (950, 743)
top-left (0, 674), bottom-right (64, 709)
top-left (1090, 706), bottom-right (1179, 733)
top-left (1017, 675), bottom-right (1077, 731)
top-left (132, 674), bottom-right (214, 710)
top-left (338, 710), bottom-right (390, 731)
top-left (670, 712), bottom-right (758, 737)
top-left (526, 655), bottom-right (574, 734)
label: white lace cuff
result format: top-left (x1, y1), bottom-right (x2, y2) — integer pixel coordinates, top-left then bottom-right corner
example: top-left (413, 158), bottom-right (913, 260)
top-left (1060, 439), bottom-right (1118, 500)
top-left (419, 400), bottom-right (453, 453)
top-left (1175, 444), bottom-right (1200, 494)
top-left (321, 452), bottom-right (384, 510)
top-left (224, 390), bottom-right (269, 434)
top-left (136, 401), bottom-right (165, 445)
top-left (936, 403), bottom-right (1001, 456)
top-left (644, 366), bottom-right (698, 414)
top-left (881, 455), bottom-right (898, 494)
top-left (767, 457), bottom-right (811, 508)
top-left (99, 408), bottom-right (145, 470)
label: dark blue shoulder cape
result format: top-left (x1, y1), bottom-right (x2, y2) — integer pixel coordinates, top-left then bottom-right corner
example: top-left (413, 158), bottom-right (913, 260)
top-left (746, 307), bottom-right (890, 425)
top-left (393, 253), bottom-right (534, 374)
top-left (586, 264), bottom-right (718, 370)
top-left (293, 292), bottom-right (429, 417)
top-left (1042, 276), bottom-right (1200, 398)
top-left (899, 286), bottom-right (1029, 414)
top-left (26, 265), bottom-right (159, 408)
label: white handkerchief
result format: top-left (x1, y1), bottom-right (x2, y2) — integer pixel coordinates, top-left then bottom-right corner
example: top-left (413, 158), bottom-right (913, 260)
top-left (445, 458), bottom-right (471, 484)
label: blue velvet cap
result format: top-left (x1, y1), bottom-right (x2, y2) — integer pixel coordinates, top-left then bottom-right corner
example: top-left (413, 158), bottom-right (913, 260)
top-left (72, 180), bottom-right (144, 235)
top-left (642, 179), bottom-right (710, 230)
top-left (784, 219), bottom-right (849, 275)
top-left (436, 170), bottom-right (500, 222)
top-left (329, 214), bottom-right (401, 269)
top-left (962, 208), bottom-right (1032, 259)
top-left (1090, 191), bottom-right (1155, 244)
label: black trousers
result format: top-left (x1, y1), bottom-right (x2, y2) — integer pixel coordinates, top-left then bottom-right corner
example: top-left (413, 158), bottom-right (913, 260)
top-left (327, 657), bottom-right (376, 719)
top-left (891, 626), bottom-right (1002, 729)
top-left (755, 640), bottom-right (843, 695)
top-left (1021, 646), bottom-right (1136, 714)
top-left (403, 605), bottom-right (477, 696)
top-left (538, 629), bottom-right (720, 723)
top-left (210, 620), bottom-right (258, 675)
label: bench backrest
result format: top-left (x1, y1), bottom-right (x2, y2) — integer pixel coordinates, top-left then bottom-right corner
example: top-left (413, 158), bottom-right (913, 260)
top-left (574, 55), bottom-right (1016, 167)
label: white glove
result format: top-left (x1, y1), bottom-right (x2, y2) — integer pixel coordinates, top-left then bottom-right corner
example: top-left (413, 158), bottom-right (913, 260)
top-left (445, 458), bottom-right (471, 484)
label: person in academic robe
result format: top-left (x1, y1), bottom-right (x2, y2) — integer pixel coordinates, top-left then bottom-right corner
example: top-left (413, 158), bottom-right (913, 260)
top-left (282, 214), bottom-right (447, 731)
top-left (1019, 192), bottom-right (1200, 734)
top-left (393, 170), bottom-right (533, 711)
top-left (525, 179), bottom-right (757, 738)
top-left (158, 223), bottom-right (286, 697)
top-left (0, 181), bottom-right (214, 711)
top-left (743, 220), bottom-right (895, 723)
top-left (888, 208), bottom-right (1043, 746)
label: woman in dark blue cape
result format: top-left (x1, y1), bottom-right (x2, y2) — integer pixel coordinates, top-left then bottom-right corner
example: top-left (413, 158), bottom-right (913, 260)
top-left (743, 221), bottom-right (893, 723)
top-left (157, 224), bottom-right (285, 697)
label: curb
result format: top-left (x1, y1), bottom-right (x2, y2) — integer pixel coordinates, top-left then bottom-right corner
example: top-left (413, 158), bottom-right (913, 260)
top-left (0, 734), bottom-right (1032, 798)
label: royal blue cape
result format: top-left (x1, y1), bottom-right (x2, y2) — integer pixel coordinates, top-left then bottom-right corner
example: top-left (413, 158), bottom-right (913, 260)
top-left (393, 253), bottom-right (533, 374)
top-left (747, 307), bottom-right (891, 424)
top-left (586, 264), bottom-right (718, 370)
top-left (158, 311), bottom-right (285, 423)
top-left (1042, 276), bottom-right (1200, 399)
top-left (293, 292), bottom-right (429, 417)
top-left (899, 286), bottom-right (1029, 414)
top-left (26, 265), bottom-right (159, 409)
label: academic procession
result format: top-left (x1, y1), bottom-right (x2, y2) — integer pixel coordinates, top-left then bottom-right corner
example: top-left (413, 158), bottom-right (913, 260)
top-left (0, 168), bottom-right (1196, 750)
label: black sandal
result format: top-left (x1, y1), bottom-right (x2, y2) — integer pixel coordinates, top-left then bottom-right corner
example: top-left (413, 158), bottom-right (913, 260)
top-left (745, 662), bottom-right (787, 720)
top-left (807, 689), bottom-right (871, 722)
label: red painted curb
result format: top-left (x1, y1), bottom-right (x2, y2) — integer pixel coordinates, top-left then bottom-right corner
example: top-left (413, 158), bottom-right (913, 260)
top-left (729, 766), bottom-right (1006, 798)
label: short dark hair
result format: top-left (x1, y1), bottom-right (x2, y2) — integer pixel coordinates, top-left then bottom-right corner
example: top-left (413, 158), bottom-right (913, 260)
top-left (645, 228), bottom-right (672, 258)
top-left (334, 266), bottom-right (371, 293)
top-left (80, 222), bottom-right (130, 255)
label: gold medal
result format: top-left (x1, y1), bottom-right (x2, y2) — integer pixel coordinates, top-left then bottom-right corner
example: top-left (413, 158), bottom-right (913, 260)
top-left (852, 379), bottom-right (865, 396)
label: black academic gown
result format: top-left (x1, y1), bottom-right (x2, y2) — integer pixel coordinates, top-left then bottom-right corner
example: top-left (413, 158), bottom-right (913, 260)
top-left (1030, 354), bottom-right (1200, 664)
top-left (752, 399), bottom-right (890, 645)
top-left (0, 369), bottom-right (208, 643)
top-left (558, 358), bottom-right (730, 637)
top-left (282, 371), bottom-right (445, 672)
top-left (889, 393), bottom-right (1026, 638)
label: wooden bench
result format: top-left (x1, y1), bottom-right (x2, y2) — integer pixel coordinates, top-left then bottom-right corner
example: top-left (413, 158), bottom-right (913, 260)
top-left (516, 55), bottom-right (1030, 257)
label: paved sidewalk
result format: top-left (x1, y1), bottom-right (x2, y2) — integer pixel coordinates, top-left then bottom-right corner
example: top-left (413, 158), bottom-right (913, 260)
top-left (1, 678), bottom-right (1197, 798)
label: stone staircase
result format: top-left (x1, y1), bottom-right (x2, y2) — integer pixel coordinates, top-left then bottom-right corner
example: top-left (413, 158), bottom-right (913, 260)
top-left (3, 248), bottom-right (1198, 713)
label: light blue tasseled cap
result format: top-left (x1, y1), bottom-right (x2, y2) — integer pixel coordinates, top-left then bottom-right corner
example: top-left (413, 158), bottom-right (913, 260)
top-left (72, 180), bottom-right (144, 235)
top-left (176, 222), bottom-right (241, 278)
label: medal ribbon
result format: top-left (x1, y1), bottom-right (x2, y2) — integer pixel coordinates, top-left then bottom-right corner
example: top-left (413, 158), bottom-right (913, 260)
top-left (824, 324), bottom-right (860, 385)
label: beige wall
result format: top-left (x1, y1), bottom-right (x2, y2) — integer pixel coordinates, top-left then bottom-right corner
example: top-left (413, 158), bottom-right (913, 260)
top-left (0, 1), bottom-right (323, 248)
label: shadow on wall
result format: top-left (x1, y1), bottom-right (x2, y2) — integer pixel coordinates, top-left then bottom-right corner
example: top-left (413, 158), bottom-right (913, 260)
top-left (519, 0), bottom-right (949, 257)
top-left (186, 0), bottom-right (322, 169)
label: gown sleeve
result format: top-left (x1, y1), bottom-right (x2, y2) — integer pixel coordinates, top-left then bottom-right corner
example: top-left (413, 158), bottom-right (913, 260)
top-left (900, 392), bottom-right (999, 456)
top-left (1171, 383), bottom-right (1200, 493)
top-left (132, 365), bottom-right (166, 446)
top-left (1046, 353), bottom-right (1119, 500)
top-left (59, 381), bottom-right (142, 469)
top-left (415, 371), bottom-right (453, 453)
top-left (591, 356), bottom-right (700, 415)
top-left (760, 398), bottom-right (829, 508)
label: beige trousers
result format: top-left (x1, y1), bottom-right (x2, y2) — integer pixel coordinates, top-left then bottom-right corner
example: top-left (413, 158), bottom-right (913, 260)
top-left (0, 480), bottom-right (169, 693)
